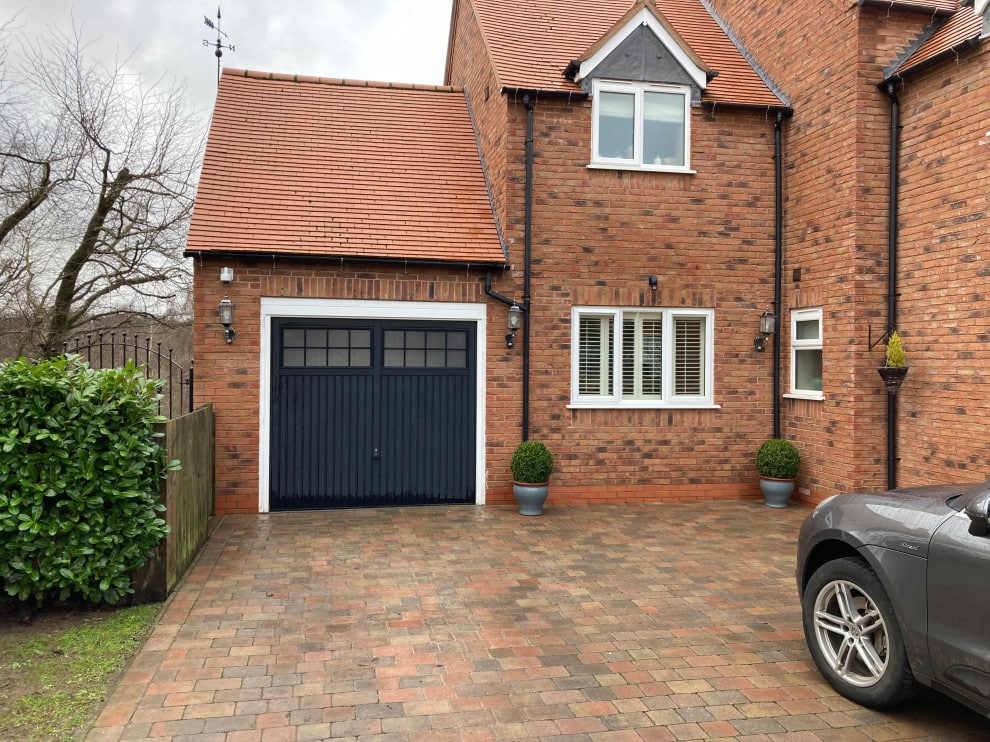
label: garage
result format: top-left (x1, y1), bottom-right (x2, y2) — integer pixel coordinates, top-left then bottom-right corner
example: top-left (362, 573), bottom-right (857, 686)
top-left (269, 316), bottom-right (477, 510)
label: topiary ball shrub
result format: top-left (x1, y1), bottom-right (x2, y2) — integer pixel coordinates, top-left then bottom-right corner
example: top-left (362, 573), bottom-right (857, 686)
top-left (0, 355), bottom-right (173, 607)
top-left (510, 440), bottom-right (554, 484)
top-left (755, 438), bottom-right (801, 480)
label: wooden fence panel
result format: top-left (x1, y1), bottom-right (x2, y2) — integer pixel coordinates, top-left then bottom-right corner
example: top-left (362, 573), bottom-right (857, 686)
top-left (132, 405), bottom-right (214, 602)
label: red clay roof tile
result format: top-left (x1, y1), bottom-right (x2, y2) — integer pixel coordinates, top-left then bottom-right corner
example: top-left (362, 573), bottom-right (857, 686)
top-left (860, 0), bottom-right (959, 14)
top-left (466, 0), bottom-right (786, 107)
top-left (187, 70), bottom-right (506, 265)
top-left (894, 5), bottom-right (986, 74)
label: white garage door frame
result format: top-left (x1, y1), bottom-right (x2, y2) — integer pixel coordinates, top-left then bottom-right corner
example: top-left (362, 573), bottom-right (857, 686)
top-left (258, 297), bottom-right (488, 513)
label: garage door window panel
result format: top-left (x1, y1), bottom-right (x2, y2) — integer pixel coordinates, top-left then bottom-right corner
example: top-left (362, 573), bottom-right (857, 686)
top-left (282, 327), bottom-right (371, 368)
top-left (384, 329), bottom-right (468, 369)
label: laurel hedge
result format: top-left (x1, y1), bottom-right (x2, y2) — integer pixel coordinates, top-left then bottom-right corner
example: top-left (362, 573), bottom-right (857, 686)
top-left (0, 356), bottom-right (173, 606)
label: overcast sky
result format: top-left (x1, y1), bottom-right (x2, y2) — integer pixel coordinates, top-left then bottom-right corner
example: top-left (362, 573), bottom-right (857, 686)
top-left (2, 0), bottom-right (455, 118)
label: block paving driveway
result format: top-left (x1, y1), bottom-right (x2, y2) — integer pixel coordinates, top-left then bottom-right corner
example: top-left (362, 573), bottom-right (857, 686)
top-left (87, 503), bottom-right (989, 741)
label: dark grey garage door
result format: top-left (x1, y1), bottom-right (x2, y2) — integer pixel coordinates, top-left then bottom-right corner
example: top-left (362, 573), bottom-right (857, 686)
top-left (270, 319), bottom-right (476, 510)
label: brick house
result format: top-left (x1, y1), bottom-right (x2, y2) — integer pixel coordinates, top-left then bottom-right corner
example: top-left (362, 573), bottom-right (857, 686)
top-left (186, 0), bottom-right (989, 514)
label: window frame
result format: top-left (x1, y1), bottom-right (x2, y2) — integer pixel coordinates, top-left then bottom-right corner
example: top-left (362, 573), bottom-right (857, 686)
top-left (589, 79), bottom-right (693, 173)
top-left (569, 306), bottom-right (715, 409)
top-left (789, 307), bottom-right (824, 400)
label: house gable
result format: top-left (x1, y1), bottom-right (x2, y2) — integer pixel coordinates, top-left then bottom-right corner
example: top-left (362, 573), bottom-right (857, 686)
top-left (571, 3), bottom-right (709, 96)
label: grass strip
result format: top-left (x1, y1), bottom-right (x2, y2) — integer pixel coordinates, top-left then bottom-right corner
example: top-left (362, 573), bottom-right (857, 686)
top-left (0, 604), bottom-right (159, 741)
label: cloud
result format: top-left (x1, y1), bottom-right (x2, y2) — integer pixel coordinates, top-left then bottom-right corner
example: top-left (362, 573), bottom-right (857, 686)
top-left (3, 0), bottom-right (454, 116)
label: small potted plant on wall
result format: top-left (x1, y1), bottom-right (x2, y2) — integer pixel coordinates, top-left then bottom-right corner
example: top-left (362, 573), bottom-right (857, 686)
top-left (755, 438), bottom-right (801, 508)
top-left (510, 440), bottom-right (554, 516)
top-left (877, 330), bottom-right (908, 393)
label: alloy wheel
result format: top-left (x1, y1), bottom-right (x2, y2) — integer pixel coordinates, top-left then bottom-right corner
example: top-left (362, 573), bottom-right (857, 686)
top-left (812, 578), bottom-right (889, 688)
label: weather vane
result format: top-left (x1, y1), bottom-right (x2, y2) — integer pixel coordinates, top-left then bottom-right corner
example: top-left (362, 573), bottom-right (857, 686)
top-left (203, 6), bottom-right (235, 85)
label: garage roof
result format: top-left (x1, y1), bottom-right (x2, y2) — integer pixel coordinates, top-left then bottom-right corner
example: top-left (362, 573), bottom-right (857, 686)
top-left (186, 70), bottom-right (507, 266)
top-left (454, 0), bottom-right (788, 108)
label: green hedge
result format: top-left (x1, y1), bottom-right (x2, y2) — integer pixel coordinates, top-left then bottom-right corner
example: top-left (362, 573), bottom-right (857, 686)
top-left (0, 356), bottom-right (174, 606)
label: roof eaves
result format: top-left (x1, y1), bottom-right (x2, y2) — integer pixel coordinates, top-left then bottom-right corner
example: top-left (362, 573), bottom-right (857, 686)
top-left (699, 0), bottom-right (791, 107)
top-left (882, 16), bottom-right (948, 78)
top-left (881, 7), bottom-right (986, 81)
top-left (182, 249), bottom-right (508, 270)
top-left (882, 34), bottom-right (982, 82)
top-left (499, 86), bottom-right (590, 103)
top-left (857, 0), bottom-right (957, 16)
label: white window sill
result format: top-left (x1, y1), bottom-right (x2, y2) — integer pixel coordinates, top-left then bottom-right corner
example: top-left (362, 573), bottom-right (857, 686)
top-left (783, 392), bottom-right (824, 402)
top-left (567, 402), bottom-right (720, 410)
top-left (587, 162), bottom-right (696, 175)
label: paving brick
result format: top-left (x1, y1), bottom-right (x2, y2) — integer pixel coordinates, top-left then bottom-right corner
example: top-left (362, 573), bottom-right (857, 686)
top-left (85, 507), bottom-right (990, 741)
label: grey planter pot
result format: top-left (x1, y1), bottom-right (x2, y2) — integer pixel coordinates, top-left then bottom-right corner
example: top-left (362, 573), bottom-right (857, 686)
top-left (513, 482), bottom-right (549, 516)
top-left (759, 477), bottom-right (795, 508)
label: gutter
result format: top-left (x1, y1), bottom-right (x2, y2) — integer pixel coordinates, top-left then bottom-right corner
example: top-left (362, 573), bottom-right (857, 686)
top-left (500, 86), bottom-right (589, 104)
top-left (182, 250), bottom-right (506, 271)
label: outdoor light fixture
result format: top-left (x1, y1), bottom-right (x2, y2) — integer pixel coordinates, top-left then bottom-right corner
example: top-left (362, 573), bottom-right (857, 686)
top-left (506, 304), bottom-right (524, 348)
top-left (218, 295), bottom-right (235, 344)
top-left (754, 309), bottom-right (776, 352)
top-left (220, 266), bottom-right (234, 284)
top-left (508, 304), bottom-right (523, 330)
top-left (648, 275), bottom-right (658, 291)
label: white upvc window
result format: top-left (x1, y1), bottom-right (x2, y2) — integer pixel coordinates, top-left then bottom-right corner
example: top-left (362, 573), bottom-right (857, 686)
top-left (590, 79), bottom-right (692, 172)
top-left (570, 307), bottom-right (714, 408)
top-left (790, 307), bottom-right (823, 399)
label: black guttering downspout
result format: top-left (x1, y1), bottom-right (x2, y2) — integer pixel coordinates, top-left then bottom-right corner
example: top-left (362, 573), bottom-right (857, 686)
top-left (882, 81), bottom-right (900, 490)
top-left (489, 87), bottom-right (587, 442)
top-left (773, 110), bottom-right (785, 439)
top-left (703, 102), bottom-right (791, 439)
top-left (520, 94), bottom-right (535, 441)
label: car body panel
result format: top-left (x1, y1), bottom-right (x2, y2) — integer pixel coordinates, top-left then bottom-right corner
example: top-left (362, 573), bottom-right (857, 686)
top-left (928, 507), bottom-right (990, 711)
top-left (797, 480), bottom-right (990, 718)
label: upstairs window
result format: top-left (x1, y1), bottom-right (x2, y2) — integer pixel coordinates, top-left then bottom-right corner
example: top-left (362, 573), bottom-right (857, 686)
top-left (591, 80), bottom-right (691, 172)
top-left (571, 307), bottom-right (713, 408)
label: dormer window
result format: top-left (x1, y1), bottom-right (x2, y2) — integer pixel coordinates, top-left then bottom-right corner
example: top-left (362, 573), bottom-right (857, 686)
top-left (591, 80), bottom-right (691, 172)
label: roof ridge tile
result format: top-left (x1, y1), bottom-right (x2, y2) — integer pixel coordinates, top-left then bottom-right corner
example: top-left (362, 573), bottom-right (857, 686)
top-left (226, 68), bottom-right (464, 93)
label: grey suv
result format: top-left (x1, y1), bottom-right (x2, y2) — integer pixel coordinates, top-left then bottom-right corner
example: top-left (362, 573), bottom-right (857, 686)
top-left (796, 480), bottom-right (990, 717)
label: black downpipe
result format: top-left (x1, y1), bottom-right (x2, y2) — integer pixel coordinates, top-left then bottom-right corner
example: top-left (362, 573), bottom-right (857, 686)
top-left (885, 83), bottom-right (900, 489)
top-left (773, 111), bottom-right (784, 439)
top-left (522, 95), bottom-right (534, 442)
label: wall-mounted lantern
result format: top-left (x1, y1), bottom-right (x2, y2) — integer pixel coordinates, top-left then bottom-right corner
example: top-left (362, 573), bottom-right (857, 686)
top-left (218, 296), bottom-right (235, 344)
top-left (754, 309), bottom-right (776, 352)
top-left (506, 304), bottom-right (523, 348)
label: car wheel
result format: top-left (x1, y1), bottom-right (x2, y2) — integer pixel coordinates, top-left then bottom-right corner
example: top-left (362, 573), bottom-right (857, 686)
top-left (802, 557), bottom-right (916, 708)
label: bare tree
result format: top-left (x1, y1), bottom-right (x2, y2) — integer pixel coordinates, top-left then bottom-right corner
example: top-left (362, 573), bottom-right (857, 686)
top-left (0, 22), bottom-right (203, 356)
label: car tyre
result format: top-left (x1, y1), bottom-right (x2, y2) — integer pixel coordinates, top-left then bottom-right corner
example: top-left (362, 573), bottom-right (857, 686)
top-left (802, 557), bottom-right (917, 708)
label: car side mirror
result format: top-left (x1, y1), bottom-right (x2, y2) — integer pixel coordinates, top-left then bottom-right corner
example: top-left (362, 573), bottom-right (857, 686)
top-left (965, 485), bottom-right (990, 537)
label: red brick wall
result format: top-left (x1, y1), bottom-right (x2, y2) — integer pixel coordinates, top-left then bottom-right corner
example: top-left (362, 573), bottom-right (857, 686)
top-left (893, 40), bottom-right (990, 485)
top-left (709, 0), bottom-right (950, 500)
top-left (483, 98), bottom-right (780, 505)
